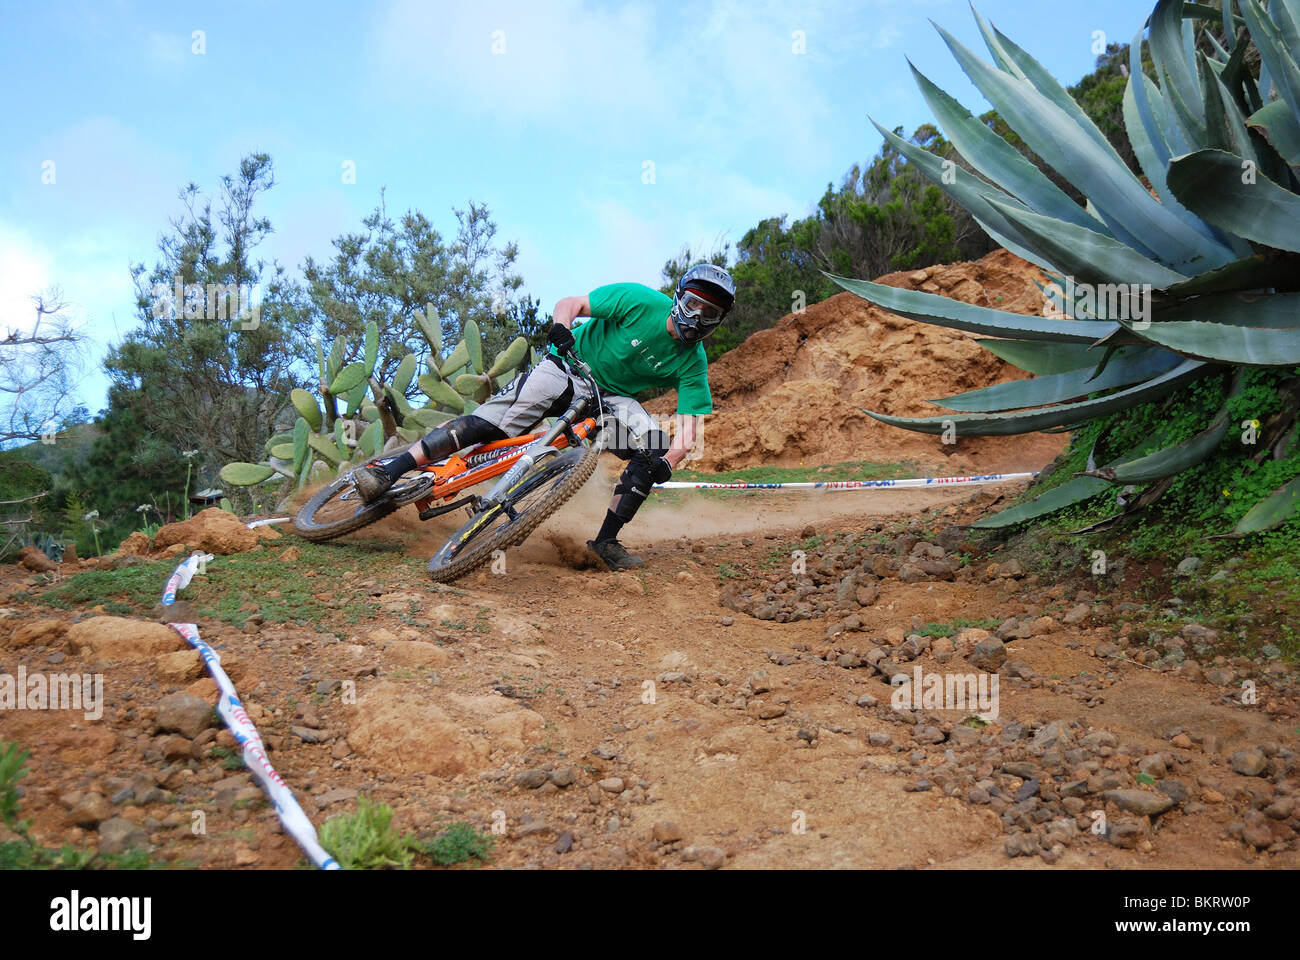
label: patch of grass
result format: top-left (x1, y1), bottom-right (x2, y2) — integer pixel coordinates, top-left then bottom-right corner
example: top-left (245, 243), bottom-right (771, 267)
top-left (916, 617), bottom-right (1000, 638)
top-left (210, 746), bottom-right (244, 772)
top-left (423, 821), bottom-right (494, 867)
top-left (35, 559), bottom-right (175, 615)
top-left (716, 562), bottom-right (742, 580)
top-left (320, 795), bottom-right (418, 870)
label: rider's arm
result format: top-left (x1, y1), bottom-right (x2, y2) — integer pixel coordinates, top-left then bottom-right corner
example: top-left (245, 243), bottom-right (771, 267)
top-left (552, 295), bottom-right (590, 329)
top-left (664, 415), bottom-right (698, 469)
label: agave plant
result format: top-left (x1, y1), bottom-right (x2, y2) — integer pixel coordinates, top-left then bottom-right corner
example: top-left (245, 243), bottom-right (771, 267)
top-left (220, 306), bottom-right (533, 504)
top-left (834, 0), bottom-right (1300, 534)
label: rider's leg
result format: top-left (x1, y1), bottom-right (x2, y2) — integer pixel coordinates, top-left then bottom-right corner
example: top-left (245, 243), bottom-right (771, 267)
top-left (594, 447), bottom-right (670, 544)
top-left (355, 357), bottom-right (581, 502)
top-left (588, 397), bottom-right (672, 571)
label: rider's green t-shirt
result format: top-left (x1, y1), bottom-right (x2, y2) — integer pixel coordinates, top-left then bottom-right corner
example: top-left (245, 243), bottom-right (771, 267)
top-left (568, 282), bottom-right (713, 416)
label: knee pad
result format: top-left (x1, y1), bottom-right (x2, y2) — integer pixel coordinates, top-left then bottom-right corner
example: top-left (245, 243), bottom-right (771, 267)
top-left (612, 450), bottom-right (669, 522)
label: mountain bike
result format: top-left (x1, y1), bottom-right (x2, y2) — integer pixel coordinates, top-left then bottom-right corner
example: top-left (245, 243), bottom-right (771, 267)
top-left (292, 350), bottom-right (608, 583)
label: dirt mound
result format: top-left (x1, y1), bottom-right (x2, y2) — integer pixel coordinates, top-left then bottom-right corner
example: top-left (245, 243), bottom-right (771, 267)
top-left (647, 249), bottom-right (1066, 475)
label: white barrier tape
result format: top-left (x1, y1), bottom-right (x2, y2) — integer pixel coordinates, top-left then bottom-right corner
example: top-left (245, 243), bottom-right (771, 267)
top-left (161, 550), bottom-right (340, 870)
top-left (655, 471), bottom-right (1037, 491)
top-left (245, 517), bottom-right (292, 528)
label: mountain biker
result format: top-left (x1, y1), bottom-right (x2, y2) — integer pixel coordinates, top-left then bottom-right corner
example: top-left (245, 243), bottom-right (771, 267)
top-left (354, 264), bottom-right (735, 571)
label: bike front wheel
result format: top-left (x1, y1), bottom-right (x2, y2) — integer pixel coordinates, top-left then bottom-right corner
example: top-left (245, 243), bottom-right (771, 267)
top-left (292, 471), bottom-right (397, 541)
top-left (427, 443), bottom-right (601, 582)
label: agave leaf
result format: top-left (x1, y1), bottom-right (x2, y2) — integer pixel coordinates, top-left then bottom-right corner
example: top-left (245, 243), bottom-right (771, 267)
top-left (392, 354), bottom-right (417, 394)
top-left (909, 63), bottom-right (1105, 233)
top-left (1150, 1), bottom-right (1205, 137)
top-left (972, 476), bottom-right (1113, 528)
top-left (870, 120), bottom-right (1059, 272)
top-left (1121, 320), bottom-right (1300, 366)
top-left (1198, 53), bottom-right (1256, 162)
top-left (1226, 474), bottom-right (1300, 535)
top-left (974, 10), bottom-right (1124, 161)
top-left (1166, 149), bottom-right (1300, 252)
top-left (1239, 0), bottom-right (1300, 122)
top-left (291, 388), bottom-right (323, 431)
top-left (933, 347), bottom-right (1183, 412)
top-left (1086, 410), bottom-right (1231, 483)
top-left (220, 462), bottom-right (276, 486)
top-left (464, 318), bottom-right (483, 373)
top-left (1166, 253), bottom-right (1300, 296)
top-left (1246, 99), bottom-right (1300, 164)
top-left (935, 21), bottom-right (1234, 272)
top-left (975, 340), bottom-right (1111, 376)
top-left (329, 361), bottom-right (369, 397)
top-left (829, 273), bottom-right (1118, 343)
top-left (418, 374), bottom-right (467, 411)
top-left (862, 359), bottom-right (1209, 435)
top-left (440, 340), bottom-right (469, 379)
top-left (984, 198), bottom-right (1190, 288)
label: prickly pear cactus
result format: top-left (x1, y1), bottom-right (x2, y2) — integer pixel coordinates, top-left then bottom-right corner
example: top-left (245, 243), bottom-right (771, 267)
top-left (223, 308), bottom-right (533, 496)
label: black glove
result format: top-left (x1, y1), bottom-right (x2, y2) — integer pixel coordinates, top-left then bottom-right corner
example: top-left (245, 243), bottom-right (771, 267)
top-left (547, 322), bottom-right (575, 355)
top-left (648, 454), bottom-right (673, 484)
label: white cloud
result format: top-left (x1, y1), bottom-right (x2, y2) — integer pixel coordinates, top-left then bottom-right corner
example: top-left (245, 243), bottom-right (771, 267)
top-left (0, 224), bottom-right (54, 335)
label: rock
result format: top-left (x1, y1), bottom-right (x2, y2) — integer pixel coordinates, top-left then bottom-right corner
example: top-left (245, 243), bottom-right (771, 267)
top-left (17, 546), bottom-right (58, 572)
top-left (971, 638), bottom-right (1007, 672)
top-left (998, 558), bottom-right (1026, 579)
top-left (548, 767), bottom-right (575, 788)
top-left (158, 735), bottom-right (192, 762)
top-left (156, 692), bottom-right (217, 739)
top-left (98, 817), bottom-right (149, 855)
top-left (1174, 556), bottom-right (1202, 576)
top-left (67, 617), bottom-right (186, 661)
top-left (1080, 730), bottom-right (1117, 751)
top-left (1240, 811), bottom-right (1280, 849)
top-left (1062, 603), bottom-right (1091, 625)
top-left (1181, 623), bottom-right (1219, 642)
top-left (652, 822), bottom-right (684, 844)
top-left (8, 619), bottom-right (67, 648)
top-left (1156, 780), bottom-right (1189, 805)
top-left (868, 732), bottom-right (892, 746)
top-left (746, 670), bottom-right (772, 694)
top-left (152, 507), bottom-right (259, 555)
top-left (291, 725), bottom-right (325, 744)
top-left (1229, 748), bottom-right (1267, 777)
top-left (1205, 667), bottom-right (1235, 686)
top-left (694, 846), bottom-right (725, 869)
top-left (277, 546), bottom-right (300, 563)
top-left (515, 769), bottom-right (548, 789)
top-left (1032, 721), bottom-right (1067, 749)
top-left (898, 563), bottom-right (927, 583)
top-left (66, 792), bottom-right (112, 828)
top-left (316, 787), bottom-right (358, 807)
top-left (554, 832), bottom-right (574, 854)
top-left (1105, 790), bottom-right (1175, 817)
top-left (1107, 818), bottom-right (1146, 848)
top-left (1003, 660), bottom-right (1035, 679)
top-left (751, 702), bottom-right (787, 720)
top-left (1004, 832), bottom-right (1037, 858)
top-left (994, 619), bottom-right (1033, 641)
top-left (598, 777), bottom-right (625, 793)
top-left (155, 649), bottom-right (203, 683)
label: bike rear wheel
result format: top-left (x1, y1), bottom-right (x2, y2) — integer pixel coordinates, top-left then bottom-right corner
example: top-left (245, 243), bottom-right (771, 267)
top-left (427, 443), bottom-right (601, 583)
top-left (292, 471), bottom-right (398, 541)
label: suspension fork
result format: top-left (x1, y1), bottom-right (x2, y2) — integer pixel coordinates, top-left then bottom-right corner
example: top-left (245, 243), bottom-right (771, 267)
top-left (478, 395), bottom-right (592, 510)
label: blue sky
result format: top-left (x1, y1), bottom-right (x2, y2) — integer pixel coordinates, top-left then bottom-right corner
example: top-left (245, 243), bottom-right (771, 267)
top-left (2, 0), bottom-right (1151, 413)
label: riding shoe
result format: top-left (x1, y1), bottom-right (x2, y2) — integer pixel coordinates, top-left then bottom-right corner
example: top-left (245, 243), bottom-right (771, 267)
top-left (589, 538), bottom-right (644, 571)
top-left (354, 466), bottom-right (394, 503)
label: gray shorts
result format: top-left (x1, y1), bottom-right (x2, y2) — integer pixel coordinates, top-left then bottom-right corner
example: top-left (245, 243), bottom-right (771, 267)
top-left (472, 356), bottom-right (669, 457)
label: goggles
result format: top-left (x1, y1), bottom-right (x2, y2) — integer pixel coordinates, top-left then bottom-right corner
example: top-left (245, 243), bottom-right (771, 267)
top-left (677, 290), bottom-right (726, 321)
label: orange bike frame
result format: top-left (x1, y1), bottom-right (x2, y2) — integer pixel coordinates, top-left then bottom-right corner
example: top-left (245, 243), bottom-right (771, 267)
top-left (398, 417), bottom-right (598, 514)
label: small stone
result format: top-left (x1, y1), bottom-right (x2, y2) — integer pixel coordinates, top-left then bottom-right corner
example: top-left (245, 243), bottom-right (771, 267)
top-left (548, 767), bottom-right (575, 788)
top-left (1107, 818), bottom-right (1146, 848)
top-left (514, 769), bottom-right (548, 789)
top-left (155, 692), bottom-right (217, 739)
top-left (98, 817), bottom-right (149, 855)
top-left (1229, 748), bottom-right (1267, 777)
top-left (598, 777), bottom-right (625, 793)
top-left (652, 822), bottom-right (684, 844)
top-left (1003, 832), bottom-right (1037, 858)
top-left (1174, 556), bottom-right (1201, 576)
top-left (720, 616), bottom-right (734, 627)
top-left (1105, 789), bottom-right (1174, 817)
top-left (66, 792), bottom-right (112, 827)
top-left (554, 832), bottom-right (574, 854)
top-left (868, 733), bottom-right (892, 746)
top-left (971, 638), bottom-right (1007, 672)
top-left (695, 846), bottom-right (725, 869)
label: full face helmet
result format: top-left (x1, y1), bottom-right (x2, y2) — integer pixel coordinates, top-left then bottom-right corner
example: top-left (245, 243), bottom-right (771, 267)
top-left (669, 263), bottom-right (736, 343)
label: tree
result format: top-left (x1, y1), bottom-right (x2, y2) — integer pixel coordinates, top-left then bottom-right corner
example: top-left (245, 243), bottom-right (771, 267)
top-left (296, 196), bottom-right (525, 395)
top-left (105, 154), bottom-right (306, 475)
top-left (0, 290), bottom-right (85, 449)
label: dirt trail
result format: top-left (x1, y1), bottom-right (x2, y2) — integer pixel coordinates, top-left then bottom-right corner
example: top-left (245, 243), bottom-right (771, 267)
top-left (4, 475), bottom-right (1294, 871)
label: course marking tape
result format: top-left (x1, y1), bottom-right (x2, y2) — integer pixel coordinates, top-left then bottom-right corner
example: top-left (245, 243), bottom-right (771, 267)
top-left (655, 471), bottom-right (1037, 491)
top-left (160, 549), bottom-right (339, 870)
